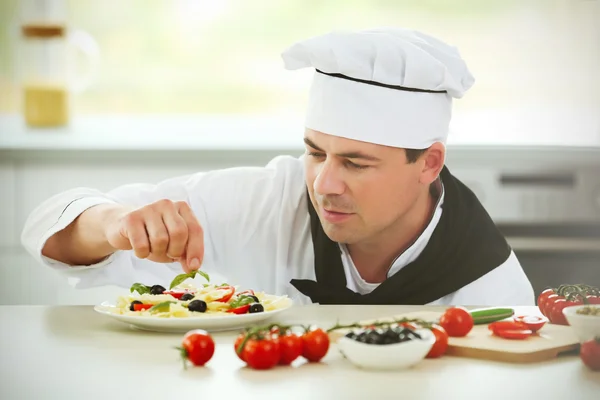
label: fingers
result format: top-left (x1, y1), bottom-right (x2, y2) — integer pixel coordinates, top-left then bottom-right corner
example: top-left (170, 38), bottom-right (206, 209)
top-left (162, 209), bottom-right (189, 259)
top-left (121, 214), bottom-right (150, 259)
top-left (118, 199), bottom-right (203, 272)
top-left (176, 201), bottom-right (204, 271)
top-left (144, 211), bottom-right (170, 259)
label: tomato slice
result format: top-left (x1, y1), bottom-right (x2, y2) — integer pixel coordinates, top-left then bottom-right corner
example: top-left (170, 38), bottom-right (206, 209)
top-left (513, 315), bottom-right (547, 333)
top-left (133, 303), bottom-right (153, 311)
top-left (493, 329), bottom-right (533, 340)
top-left (216, 286), bottom-right (235, 303)
top-left (488, 321), bottom-right (528, 333)
top-left (227, 304), bottom-right (251, 314)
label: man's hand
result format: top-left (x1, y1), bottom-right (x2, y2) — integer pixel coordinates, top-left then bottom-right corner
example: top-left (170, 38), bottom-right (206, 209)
top-left (104, 199), bottom-right (204, 273)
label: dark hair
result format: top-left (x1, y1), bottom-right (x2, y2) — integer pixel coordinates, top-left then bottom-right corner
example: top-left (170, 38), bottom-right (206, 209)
top-left (405, 148), bottom-right (427, 163)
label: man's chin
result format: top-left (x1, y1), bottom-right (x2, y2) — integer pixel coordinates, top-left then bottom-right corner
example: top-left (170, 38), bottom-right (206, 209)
top-left (320, 222), bottom-right (354, 244)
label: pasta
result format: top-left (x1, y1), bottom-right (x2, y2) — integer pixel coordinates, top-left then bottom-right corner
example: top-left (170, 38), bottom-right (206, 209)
top-left (112, 281), bottom-right (292, 318)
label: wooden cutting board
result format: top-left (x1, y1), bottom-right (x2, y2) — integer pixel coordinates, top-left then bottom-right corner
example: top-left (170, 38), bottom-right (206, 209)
top-left (329, 310), bottom-right (581, 364)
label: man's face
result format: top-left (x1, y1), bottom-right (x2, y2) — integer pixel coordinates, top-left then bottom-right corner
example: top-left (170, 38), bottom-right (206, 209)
top-left (303, 129), bottom-right (433, 245)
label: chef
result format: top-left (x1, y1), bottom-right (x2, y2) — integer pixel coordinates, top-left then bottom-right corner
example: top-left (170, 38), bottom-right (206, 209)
top-left (21, 27), bottom-right (535, 306)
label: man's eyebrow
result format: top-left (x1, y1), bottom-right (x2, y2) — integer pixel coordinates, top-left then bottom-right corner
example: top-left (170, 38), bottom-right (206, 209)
top-left (303, 137), bottom-right (381, 162)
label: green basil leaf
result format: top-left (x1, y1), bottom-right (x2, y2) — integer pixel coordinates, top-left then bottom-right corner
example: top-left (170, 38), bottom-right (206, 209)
top-left (197, 270), bottom-right (210, 283)
top-left (229, 295), bottom-right (255, 309)
top-left (130, 283), bottom-right (151, 295)
top-left (169, 272), bottom-right (195, 290)
top-left (149, 301), bottom-right (175, 314)
top-left (169, 269), bottom-right (211, 290)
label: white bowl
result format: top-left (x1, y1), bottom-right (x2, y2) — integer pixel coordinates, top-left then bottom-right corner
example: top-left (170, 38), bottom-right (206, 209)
top-left (337, 328), bottom-right (436, 370)
top-left (562, 305), bottom-right (600, 343)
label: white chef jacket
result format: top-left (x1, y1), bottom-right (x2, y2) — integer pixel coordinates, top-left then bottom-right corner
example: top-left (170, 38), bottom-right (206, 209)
top-left (21, 155), bottom-right (535, 306)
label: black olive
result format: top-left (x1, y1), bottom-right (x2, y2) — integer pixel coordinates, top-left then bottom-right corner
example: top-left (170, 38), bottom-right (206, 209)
top-left (365, 331), bottom-right (382, 344)
top-left (150, 285), bottom-right (166, 295)
top-left (345, 331), bottom-right (357, 340)
top-left (249, 303), bottom-right (264, 313)
top-left (382, 336), bottom-right (397, 345)
top-left (130, 300), bottom-right (142, 311)
top-left (180, 293), bottom-right (194, 301)
top-left (188, 299), bottom-right (207, 313)
top-left (248, 295), bottom-right (259, 303)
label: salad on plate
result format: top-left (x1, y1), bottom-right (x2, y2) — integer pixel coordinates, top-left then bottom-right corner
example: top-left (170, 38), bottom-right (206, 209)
top-left (111, 270), bottom-right (291, 319)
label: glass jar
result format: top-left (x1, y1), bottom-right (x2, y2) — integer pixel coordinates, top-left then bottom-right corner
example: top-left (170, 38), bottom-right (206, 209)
top-left (21, 23), bottom-right (70, 127)
top-left (18, 0), bottom-right (99, 127)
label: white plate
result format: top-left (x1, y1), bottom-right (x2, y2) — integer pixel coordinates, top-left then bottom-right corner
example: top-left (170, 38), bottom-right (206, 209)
top-left (94, 299), bottom-right (294, 333)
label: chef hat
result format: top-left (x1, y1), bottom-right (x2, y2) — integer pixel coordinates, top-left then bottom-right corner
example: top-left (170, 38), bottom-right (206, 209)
top-left (281, 27), bottom-right (475, 149)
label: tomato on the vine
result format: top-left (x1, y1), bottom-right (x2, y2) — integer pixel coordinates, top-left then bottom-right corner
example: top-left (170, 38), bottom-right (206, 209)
top-left (177, 329), bottom-right (215, 368)
top-left (537, 288), bottom-right (555, 316)
top-left (301, 328), bottom-right (330, 362)
top-left (586, 296), bottom-right (600, 305)
top-left (543, 294), bottom-right (564, 320)
top-left (439, 307), bottom-right (474, 337)
top-left (242, 337), bottom-right (280, 370)
top-left (426, 324), bottom-right (449, 358)
top-left (277, 332), bottom-right (303, 365)
top-left (548, 299), bottom-right (573, 325)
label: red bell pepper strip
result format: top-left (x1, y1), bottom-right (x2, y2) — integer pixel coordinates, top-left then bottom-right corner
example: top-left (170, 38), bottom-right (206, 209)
top-left (216, 286), bottom-right (235, 303)
top-left (133, 303), bottom-right (153, 311)
top-left (227, 304), bottom-right (250, 314)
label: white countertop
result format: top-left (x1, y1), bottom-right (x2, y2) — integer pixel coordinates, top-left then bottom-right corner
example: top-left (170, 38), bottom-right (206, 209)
top-left (1, 107), bottom-right (599, 153)
top-left (1, 305), bottom-right (598, 399)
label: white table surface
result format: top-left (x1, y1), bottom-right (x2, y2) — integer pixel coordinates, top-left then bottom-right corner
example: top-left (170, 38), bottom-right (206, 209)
top-left (1, 305), bottom-right (599, 400)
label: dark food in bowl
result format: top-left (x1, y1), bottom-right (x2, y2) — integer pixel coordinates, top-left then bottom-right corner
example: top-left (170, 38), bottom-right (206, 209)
top-left (345, 326), bottom-right (423, 345)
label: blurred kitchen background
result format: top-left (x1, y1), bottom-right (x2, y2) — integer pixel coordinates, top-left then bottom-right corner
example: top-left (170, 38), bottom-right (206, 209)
top-left (0, 0), bottom-right (599, 306)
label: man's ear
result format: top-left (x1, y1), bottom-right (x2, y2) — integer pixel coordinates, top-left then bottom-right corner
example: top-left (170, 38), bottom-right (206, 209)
top-left (420, 142), bottom-right (445, 185)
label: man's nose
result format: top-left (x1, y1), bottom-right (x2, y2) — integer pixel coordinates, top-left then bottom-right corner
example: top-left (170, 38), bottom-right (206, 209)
top-left (313, 160), bottom-right (345, 196)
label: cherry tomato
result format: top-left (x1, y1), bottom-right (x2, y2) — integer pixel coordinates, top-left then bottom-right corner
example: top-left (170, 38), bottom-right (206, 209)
top-left (580, 336), bottom-right (600, 371)
top-left (178, 329), bottom-right (215, 367)
top-left (242, 337), bottom-right (280, 370)
top-left (586, 296), bottom-right (600, 305)
top-left (426, 324), bottom-right (449, 359)
top-left (227, 304), bottom-right (251, 314)
top-left (301, 328), bottom-right (330, 362)
top-left (492, 329), bottom-right (533, 340)
top-left (439, 307), bottom-right (474, 337)
top-left (278, 332), bottom-right (303, 365)
top-left (537, 288), bottom-right (555, 316)
top-left (513, 315), bottom-right (547, 333)
top-left (549, 299), bottom-right (573, 325)
top-left (543, 294), bottom-right (564, 320)
top-left (133, 303), bottom-right (153, 311)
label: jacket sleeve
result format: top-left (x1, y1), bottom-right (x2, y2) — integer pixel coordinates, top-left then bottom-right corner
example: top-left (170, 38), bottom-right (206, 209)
top-left (20, 155), bottom-right (307, 291)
